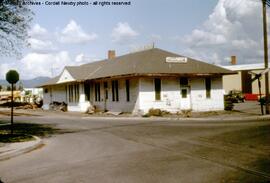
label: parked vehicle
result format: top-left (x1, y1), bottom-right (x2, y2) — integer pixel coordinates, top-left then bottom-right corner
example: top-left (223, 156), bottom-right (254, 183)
top-left (228, 90), bottom-right (245, 103)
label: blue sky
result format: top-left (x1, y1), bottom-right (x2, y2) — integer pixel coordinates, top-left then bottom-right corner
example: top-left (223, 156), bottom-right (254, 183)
top-left (30, 0), bottom-right (217, 55)
top-left (0, 0), bottom-right (267, 79)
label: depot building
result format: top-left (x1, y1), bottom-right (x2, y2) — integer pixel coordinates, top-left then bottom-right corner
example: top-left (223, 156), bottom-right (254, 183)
top-left (39, 48), bottom-right (234, 114)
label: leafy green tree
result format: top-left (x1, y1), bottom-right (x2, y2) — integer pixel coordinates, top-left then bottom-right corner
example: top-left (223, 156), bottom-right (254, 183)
top-left (6, 70), bottom-right (19, 134)
top-left (0, 0), bottom-right (33, 56)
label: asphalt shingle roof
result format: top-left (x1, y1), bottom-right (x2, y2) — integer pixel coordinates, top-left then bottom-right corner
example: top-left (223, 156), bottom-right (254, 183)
top-left (40, 48), bottom-right (234, 86)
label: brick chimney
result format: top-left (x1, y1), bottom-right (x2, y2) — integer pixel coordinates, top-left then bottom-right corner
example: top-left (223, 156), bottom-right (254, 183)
top-left (231, 56), bottom-right (237, 65)
top-left (108, 50), bottom-right (116, 60)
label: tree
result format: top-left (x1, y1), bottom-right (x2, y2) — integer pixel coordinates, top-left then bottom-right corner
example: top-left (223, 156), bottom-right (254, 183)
top-left (0, 0), bottom-right (33, 56)
top-left (0, 85), bottom-right (2, 91)
top-left (6, 70), bottom-right (19, 135)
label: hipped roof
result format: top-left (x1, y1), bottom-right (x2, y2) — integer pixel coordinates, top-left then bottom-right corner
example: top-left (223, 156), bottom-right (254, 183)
top-left (40, 48), bottom-right (235, 86)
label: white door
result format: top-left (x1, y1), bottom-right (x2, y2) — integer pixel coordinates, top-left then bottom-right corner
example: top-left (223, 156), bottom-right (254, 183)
top-left (180, 86), bottom-right (191, 110)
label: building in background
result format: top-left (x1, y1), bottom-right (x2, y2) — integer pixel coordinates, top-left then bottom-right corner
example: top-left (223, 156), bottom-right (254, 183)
top-left (21, 88), bottom-right (43, 103)
top-left (222, 56), bottom-right (270, 100)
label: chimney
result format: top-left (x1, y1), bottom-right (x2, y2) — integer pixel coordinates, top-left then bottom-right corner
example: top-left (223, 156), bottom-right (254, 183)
top-left (108, 50), bottom-right (116, 60)
top-left (231, 56), bottom-right (237, 65)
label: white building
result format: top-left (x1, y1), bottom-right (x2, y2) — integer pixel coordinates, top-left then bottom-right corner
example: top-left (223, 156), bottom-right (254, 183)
top-left (39, 48), bottom-right (234, 114)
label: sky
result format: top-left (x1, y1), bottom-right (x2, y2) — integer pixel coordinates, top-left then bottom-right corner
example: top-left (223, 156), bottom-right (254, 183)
top-left (0, 0), bottom-right (268, 79)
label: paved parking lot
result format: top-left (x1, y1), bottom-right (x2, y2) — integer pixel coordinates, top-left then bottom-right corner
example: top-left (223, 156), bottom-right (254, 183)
top-left (0, 109), bottom-right (269, 183)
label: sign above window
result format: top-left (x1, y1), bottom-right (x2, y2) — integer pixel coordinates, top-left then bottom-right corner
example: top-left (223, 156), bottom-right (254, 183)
top-left (166, 57), bottom-right (188, 63)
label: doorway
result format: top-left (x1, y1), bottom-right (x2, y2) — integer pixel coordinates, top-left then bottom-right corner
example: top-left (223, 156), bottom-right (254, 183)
top-left (180, 86), bottom-right (191, 110)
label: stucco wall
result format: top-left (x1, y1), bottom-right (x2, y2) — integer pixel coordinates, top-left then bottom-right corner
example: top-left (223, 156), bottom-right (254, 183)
top-left (43, 83), bottom-right (90, 112)
top-left (42, 85), bottom-right (67, 110)
top-left (57, 69), bottom-right (75, 83)
top-left (138, 77), bottom-right (224, 113)
top-left (67, 83), bottom-right (90, 112)
top-left (92, 78), bottom-right (139, 113)
top-left (138, 77), bottom-right (181, 113)
top-left (190, 77), bottom-right (224, 111)
top-left (43, 76), bottom-right (224, 113)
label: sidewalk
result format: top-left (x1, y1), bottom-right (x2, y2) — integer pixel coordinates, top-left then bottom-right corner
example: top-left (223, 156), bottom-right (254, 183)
top-left (1, 101), bottom-right (270, 121)
top-left (0, 136), bottom-right (43, 161)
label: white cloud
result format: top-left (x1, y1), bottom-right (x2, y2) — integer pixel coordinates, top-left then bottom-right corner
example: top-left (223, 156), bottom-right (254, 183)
top-left (28, 38), bottom-right (57, 53)
top-left (58, 20), bottom-right (98, 44)
top-left (184, 29), bottom-right (227, 46)
top-left (28, 24), bottom-right (57, 53)
top-left (111, 22), bottom-right (139, 43)
top-left (75, 53), bottom-right (100, 64)
top-left (29, 24), bottom-right (48, 38)
top-left (0, 51), bottom-right (99, 79)
top-left (20, 51), bottom-right (72, 79)
top-left (181, 0), bottom-right (264, 65)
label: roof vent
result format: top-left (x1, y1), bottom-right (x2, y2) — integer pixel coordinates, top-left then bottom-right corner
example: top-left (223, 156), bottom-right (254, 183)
top-left (108, 50), bottom-right (116, 60)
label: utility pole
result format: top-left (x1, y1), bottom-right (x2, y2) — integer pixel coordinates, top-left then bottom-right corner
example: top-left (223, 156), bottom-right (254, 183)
top-left (262, 0), bottom-right (270, 114)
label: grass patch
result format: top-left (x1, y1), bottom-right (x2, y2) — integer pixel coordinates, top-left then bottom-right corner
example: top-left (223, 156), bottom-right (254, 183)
top-left (0, 134), bottom-right (34, 143)
top-left (0, 122), bottom-right (65, 143)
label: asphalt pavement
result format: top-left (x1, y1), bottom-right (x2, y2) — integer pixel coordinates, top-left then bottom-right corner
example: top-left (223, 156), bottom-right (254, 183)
top-left (0, 111), bottom-right (269, 183)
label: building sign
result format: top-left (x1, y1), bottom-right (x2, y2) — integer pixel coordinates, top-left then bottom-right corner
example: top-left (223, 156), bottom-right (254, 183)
top-left (166, 57), bottom-right (188, 63)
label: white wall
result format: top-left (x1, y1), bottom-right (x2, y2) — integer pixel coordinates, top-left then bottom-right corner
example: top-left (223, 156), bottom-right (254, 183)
top-left (43, 83), bottom-right (90, 112)
top-left (57, 69), bottom-right (75, 83)
top-left (138, 77), bottom-right (224, 113)
top-left (92, 78), bottom-right (139, 113)
top-left (138, 77), bottom-right (181, 113)
top-left (67, 83), bottom-right (90, 112)
top-left (42, 85), bottom-right (67, 110)
top-left (190, 77), bottom-right (224, 111)
top-left (43, 76), bottom-right (225, 113)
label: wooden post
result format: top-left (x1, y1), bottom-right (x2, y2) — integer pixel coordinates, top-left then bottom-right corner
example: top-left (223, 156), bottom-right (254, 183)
top-left (11, 83), bottom-right (14, 134)
top-left (262, 0), bottom-right (270, 114)
top-left (258, 79), bottom-right (264, 115)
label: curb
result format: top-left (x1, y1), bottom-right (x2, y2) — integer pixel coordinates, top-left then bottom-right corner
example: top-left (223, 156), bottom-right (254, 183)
top-left (81, 115), bottom-right (270, 122)
top-left (0, 136), bottom-right (43, 161)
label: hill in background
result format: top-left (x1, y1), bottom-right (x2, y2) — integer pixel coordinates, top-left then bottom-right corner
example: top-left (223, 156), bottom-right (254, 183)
top-left (0, 77), bottom-right (50, 88)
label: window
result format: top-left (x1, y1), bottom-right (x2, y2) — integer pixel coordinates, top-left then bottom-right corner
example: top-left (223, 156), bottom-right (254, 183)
top-left (112, 80), bottom-right (119, 101)
top-left (74, 84), bottom-right (79, 103)
top-left (104, 82), bottom-right (108, 100)
top-left (68, 84), bottom-right (79, 103)
top-left (84, 83), bottom-right (90, 101)
top-left (65, 86), bottom-right (68, 102)
top-left (126, 79), bottom-right (130, 102)
top-left (180, 77), bottom-right (188, 86)
top-left (154, 78), bottom-right (161, 101)
top-left (181, 89), bottom-right (187, 98)
top-left (205, 78), bottom-right (211, 98)
top-left (95, 83), bottom-right (101, 102)
top-left (69, 85), bottom-right (73, 102)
